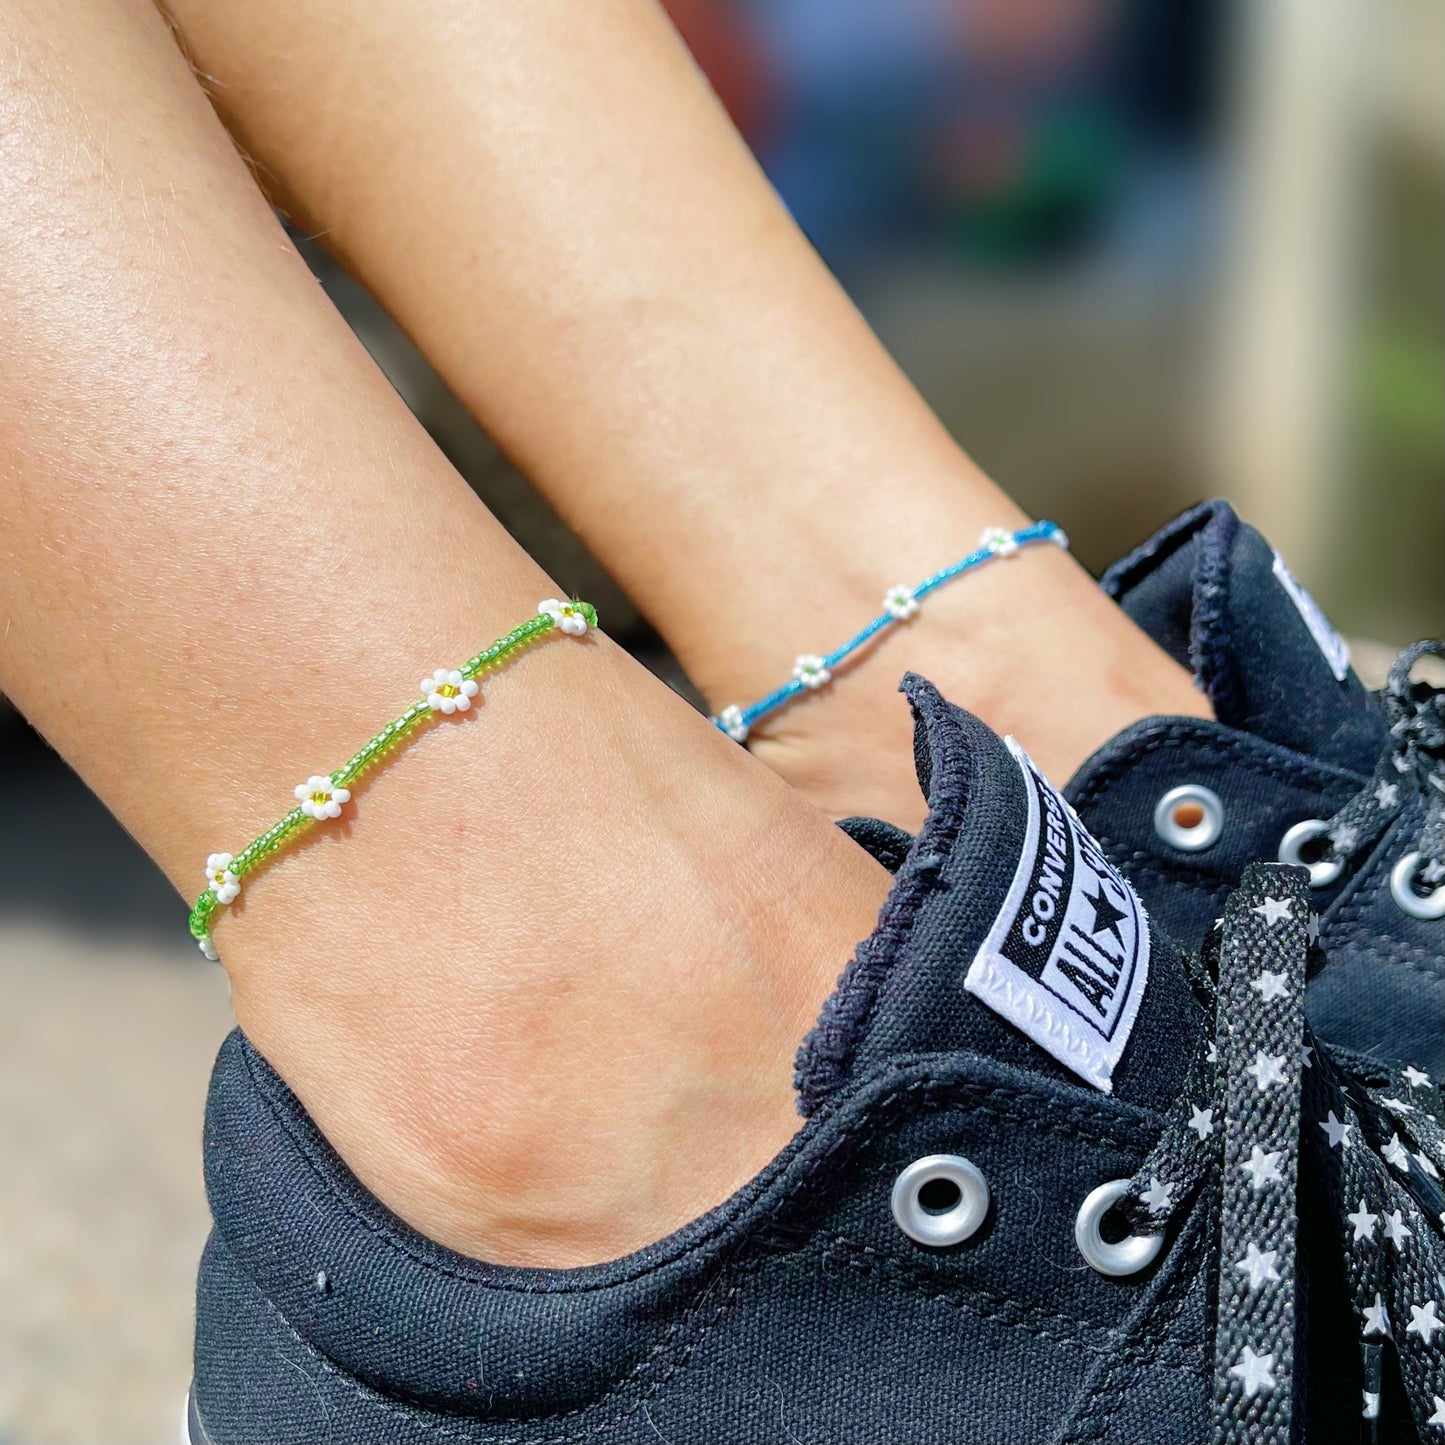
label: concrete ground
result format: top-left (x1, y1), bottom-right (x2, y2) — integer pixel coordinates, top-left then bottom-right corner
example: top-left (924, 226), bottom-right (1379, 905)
top-left (0, 929), bottom-right (232, 1445)
top-left (0, 726), bottom-right (234, 1445)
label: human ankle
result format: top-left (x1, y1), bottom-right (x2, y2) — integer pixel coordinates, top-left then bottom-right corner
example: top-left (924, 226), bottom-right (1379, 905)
top-left (728, 538), bottom-right (1211, 830)
top-left (221, 704), bottom-right (890, 1267)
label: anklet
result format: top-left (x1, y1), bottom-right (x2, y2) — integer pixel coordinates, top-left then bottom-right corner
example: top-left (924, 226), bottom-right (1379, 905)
top-left (711, 522), bottom-right (1066, 744)
top-left (188, 598), bottom-right (598, 961)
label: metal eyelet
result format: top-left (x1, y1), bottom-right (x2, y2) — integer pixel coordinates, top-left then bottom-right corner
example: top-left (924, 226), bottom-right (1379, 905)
top-left (1153, 785), bottom-right (1225, 851)
top-left (1277, 818), bottom-right (1345, 888)
top-left (1390, 851), bottom-right (1445, 920)
top-left (1074, 1180), bottom-right (1164, 1277)
top-left (891, 1155), bottom-right (990, 1248)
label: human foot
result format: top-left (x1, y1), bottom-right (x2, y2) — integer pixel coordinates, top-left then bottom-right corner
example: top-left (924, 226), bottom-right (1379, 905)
top-left (189, 678), bottom-right (1445, 1444)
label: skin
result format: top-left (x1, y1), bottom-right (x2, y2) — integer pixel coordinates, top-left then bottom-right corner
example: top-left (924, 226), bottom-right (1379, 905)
top-left (0, 0), bottom-right (891, 1267)
top-left (158, 0), bottom-right (1213, 831)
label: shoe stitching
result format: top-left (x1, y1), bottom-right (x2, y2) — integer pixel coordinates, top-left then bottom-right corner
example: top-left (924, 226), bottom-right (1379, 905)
top-left (1089, 839), bottom-right (1235, 906)
top-left (1068, 723), bottom-right (1365, 807)
top-left (223, 1251), bottom-right (759, 1441)
top-left (1326, 811), bottom-right (1443, 969)
top-left (231, 1045), bottom-right (1147, 1296)
top-left (1053, 1190), bottom-right (1218, 1444)
top-left (813, 1235), bottom-right (1207, 1370)
top-left (843, 694), bottom-right (972, 1052)
top-left (795, 684), bottom-right (972, 1111)
top-left (210, 1062), bottom-right (1153, 1424)
top-left (1079, 736), bottom-right (1442, 987)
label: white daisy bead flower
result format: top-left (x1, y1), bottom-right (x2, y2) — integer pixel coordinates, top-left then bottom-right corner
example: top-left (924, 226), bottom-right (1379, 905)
top-left (979, 525), bottom-right (1020, 556)
top-left (792, 654), bottom-right (832, 690)
top-left (421, 668), bottom-right (480, 715)
top-left (295, 775), bottom-right (352, 821)
top-left (883, 584), bottom-right (919, 621)
top-left (538, 598), bottom-right (589, 636)
top-left (716, 705), bottom-right (750, 743)
top-left (205, 852), bottom-right (241, 905)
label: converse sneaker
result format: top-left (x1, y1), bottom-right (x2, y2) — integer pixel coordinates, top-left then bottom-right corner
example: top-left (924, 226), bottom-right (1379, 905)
top-left (187, 678), bottom-right (1445, 1443)
top-left (1065, 500), bottom-right (1444, 1076)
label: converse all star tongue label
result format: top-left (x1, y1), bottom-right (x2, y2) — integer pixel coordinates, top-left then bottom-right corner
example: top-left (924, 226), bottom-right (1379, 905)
top-left (1271, 550), bottom-right (1351, 682)
top-left (965, 737), bottom-right (1151, 1093)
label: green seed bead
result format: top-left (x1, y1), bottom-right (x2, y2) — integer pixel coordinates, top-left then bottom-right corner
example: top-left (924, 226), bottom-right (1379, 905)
top-left (188, 601), bottom-right (596, 952)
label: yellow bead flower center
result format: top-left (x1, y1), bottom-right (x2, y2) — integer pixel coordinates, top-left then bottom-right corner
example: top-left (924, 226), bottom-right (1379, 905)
top-left (311, 790), bottom-right (330, 805)
top-left (438, 683), bottom-right (459, 697)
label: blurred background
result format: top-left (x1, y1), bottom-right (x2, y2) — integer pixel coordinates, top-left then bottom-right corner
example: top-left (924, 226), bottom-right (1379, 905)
top-left (2, 0), bottom-right (1440, 1438)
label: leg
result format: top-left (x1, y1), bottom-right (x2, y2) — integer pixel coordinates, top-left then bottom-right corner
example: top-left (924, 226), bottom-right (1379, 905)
top-left (0, 0), bottom-right (888, 1266)
top-left (157, 0), bottom-right (1212, 830)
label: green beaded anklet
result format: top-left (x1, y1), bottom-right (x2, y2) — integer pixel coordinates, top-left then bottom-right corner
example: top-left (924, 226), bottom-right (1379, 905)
top-left (189, 598), bottom-right (598, 961)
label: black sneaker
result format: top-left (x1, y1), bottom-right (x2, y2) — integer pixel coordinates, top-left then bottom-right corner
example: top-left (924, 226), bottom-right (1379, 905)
top-left (188, 679), bottom-right (1445, 1443)
top-left (1064, 500), bottom-right (1444, 1077)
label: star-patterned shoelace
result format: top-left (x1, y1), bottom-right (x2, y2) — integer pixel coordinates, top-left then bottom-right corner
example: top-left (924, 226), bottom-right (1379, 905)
top-left (1113, 863), bottom-right (1445, 1443)
top-left (1316, 639), bottom-right (1445, 901)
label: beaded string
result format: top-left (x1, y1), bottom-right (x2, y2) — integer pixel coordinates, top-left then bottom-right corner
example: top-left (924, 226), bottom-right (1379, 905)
top-left (189, 598), bottom-right (597, 961)
top-left (712, 522), bottom-right (1067, 743)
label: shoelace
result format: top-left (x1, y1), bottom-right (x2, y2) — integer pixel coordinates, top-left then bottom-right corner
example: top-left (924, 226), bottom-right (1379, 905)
top-left (1114, 863), bottom-right (1445, 1443)
top-left (1322, 639), bottom-right (1445, 901)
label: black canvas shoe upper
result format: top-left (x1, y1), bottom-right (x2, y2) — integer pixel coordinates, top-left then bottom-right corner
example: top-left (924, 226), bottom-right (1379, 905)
top-left (191, 679), bottom-right (1445, 1444)
top-left (1066, 500), bottom-right (1445, 1076)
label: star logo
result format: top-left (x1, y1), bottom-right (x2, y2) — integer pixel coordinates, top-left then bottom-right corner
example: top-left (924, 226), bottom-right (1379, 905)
top-left (1382, 1134), bottom-right (1412, 1172)
top-left (1402, 1064), bottom-right (1431, 1089)
top-left (1083, 884), bottom-right (1128, 945)
top-left (1242, 1146), bottom-right (1283, 1192)
top-left (1247, 1051), bottom-right (1289, 1091)
top-left (1228, 1345), bottom-right (1276, 1398)
top-left (1427, 1396), bottom-right (1445, 1430)
top-left (1406, 1301), bottom-right (1442, 1346)
top-left (1250, 969), bottom-right (1290, 1002)
top-left (1375, 781), bottom-right (1400, 808)
top-left (1414, 1151), bottom-right (1441, 1179)
top-left (1140, 1177), bottom-right (1174, 1215)
top-left (1319, 1111), bottom-right (1353, 1149)
top-left (1299, 1044), bottom-right (1314, 1069)
top-left (1380, 1096), bottom-right (1414, 1115)
top-left (1236, 1242), bottom-right (1280, 1292)
top-left (1251, 896), bottom-right (1293, 927)
top-left (1362, 1293), bottom-right (1390, 1337)
top-left (1382, 1210), bottom-right (1412, 1251)
top-left (1187, 1105), bottom-right (1215, 1141)
top-left (1346, 1200), bottom-right (1377, 1243)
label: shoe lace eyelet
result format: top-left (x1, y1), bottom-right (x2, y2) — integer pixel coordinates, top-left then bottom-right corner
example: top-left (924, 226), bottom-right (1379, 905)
top-left (1154, 785), bottom-right (1225, 851)
top-left (890, 1155), bottom-right (989, 1247)
top-left (1277, 818), bottom-right (1345, 888)
top-left (1074, 1179), bottom-right (1164, 1277)
top-left (1389, 850), bottom-right (1445, 920)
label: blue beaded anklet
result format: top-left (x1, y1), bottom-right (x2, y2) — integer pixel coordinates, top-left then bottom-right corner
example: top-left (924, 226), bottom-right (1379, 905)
top-left (711, 521), bottom-right (1068, 743)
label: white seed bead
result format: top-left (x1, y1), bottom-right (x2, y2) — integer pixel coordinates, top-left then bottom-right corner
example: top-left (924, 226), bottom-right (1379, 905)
top-left (979, 526), bottom-right (1020, 556)
top-left (716, 705), bottom-right (749, 743)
